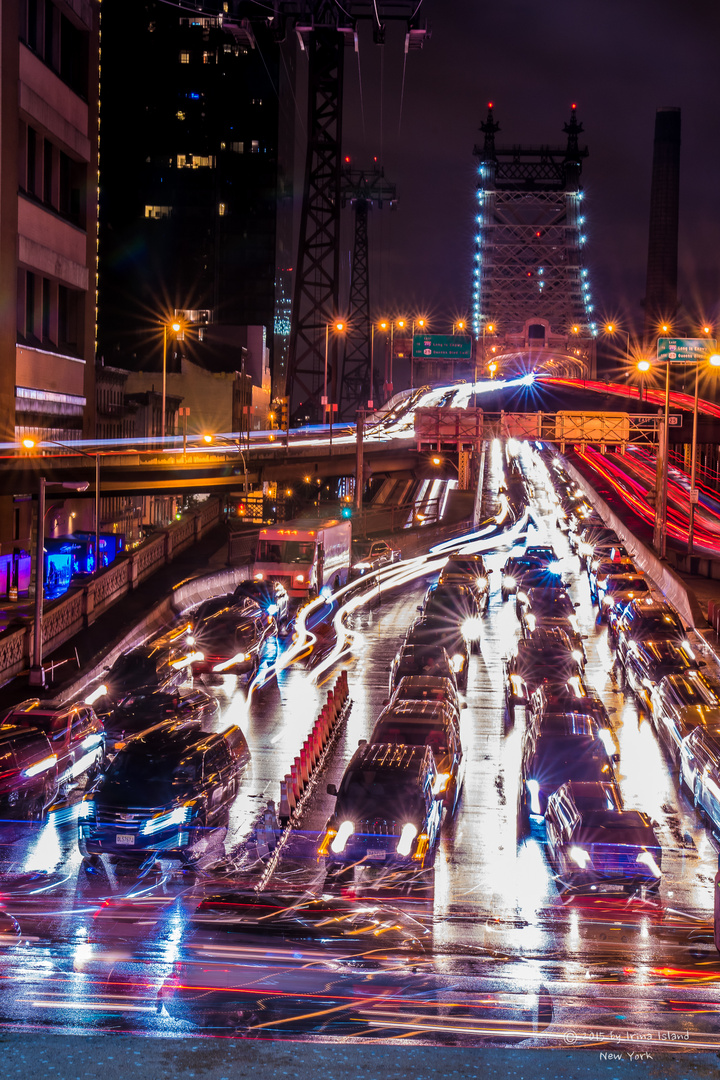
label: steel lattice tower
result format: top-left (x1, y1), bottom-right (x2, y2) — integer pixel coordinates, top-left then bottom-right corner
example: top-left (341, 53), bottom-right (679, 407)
top-left (472, 105), bottom-right (596, 357)
top-left (340, 165), bottom-right (397, 417)
top-left (282, 1), bottom-right (427, 418)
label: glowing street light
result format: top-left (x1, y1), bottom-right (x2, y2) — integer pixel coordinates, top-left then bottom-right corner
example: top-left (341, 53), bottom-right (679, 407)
top-left (162, 317), bottom-right (183, 440)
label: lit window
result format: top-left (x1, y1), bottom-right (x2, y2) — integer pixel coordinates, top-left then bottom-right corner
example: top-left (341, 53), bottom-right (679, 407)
top-left (176, 111), bottom-right (185, 121)
top-left (218, 203), bottom-right (226, 216)
top-left (251, 140), bottom-right (259, 153)
top-left (252, 98), bottom-right (263, 106)
top-left (203, 51), bottom-right (215, 63)
top-left (230, 141), bottom-right (244, 154)
top-left (223, 44), bottom-right (231, 53)
top-left (177, 154), bottom-right (186, 168)
top-left (144, 205), bottom-right (172, 219)
top-left (179, 51), bottom-right (190, 63)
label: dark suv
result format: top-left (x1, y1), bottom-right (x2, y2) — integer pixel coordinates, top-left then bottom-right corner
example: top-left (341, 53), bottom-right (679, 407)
top-left (103, 687), bottom-right (219, 753)
top-left (78, 723), bottom-right (249, 859)
top-left (320, 743), bottom-right (443, 873)
top-left (4, 699), bottom-right (104, 789)
top-left (0, 725), bottom-right (59, 820)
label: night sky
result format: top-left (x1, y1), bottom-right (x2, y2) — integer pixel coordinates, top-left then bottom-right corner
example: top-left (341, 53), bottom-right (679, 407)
top-left (337, 0), bottom-right (720, 336)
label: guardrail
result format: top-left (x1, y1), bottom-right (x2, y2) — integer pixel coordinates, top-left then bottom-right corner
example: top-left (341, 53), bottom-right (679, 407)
top-left (0, 497), bottom-right (224, 687)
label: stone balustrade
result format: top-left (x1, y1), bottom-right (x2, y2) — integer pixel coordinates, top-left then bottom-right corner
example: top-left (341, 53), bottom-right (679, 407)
top-left (0, 498), bottom-right (223, 685)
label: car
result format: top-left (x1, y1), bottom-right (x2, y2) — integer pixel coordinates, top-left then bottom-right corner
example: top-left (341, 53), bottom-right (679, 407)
top-left (421, 581), bottom-right (481, 621)
top-left (512, 566), bottom-right (564, 602)
top-left (575, 526), bottom-right (623, 570)
top-left (232, 579), bottom-right (290, 629)
top-left (588, 556), bottom-right (637, 600)
top-left (190, 604), bottom-right (275, 680)
top-left (545, 781), bottom-right (662, 892)
top-left (349, 539), bottom-right (401, 579)
top-left (90, 643), bottom-right (188, 714)
top-left (519, 720), bottom-right (617, 826)
top-left (596, 574), bottom-right (651, 621)
top-left (438, 554), bottom-right (491, 611)
top-left (102, 687), bottom-right (220, 753)
top-left (387, 675), bottom-right (462, 725)
top-left (523, 545), bottom-right (560, 569)
top-left (158, 892), bottom-right (429, 1033)
top-left (78, 722), bottom-right (249, 860)
top-left (528, 676), bottom-right (612, 729)
top-left (404, 616), bottom-right (470, 690)
top-left (0, 724), bottom-right (59, 820)
top-left (679, 725), bottom-right (720, 830)
top-left (388, 644), bottom-right (458, 696)
top-left (622, 637), bottom-right (700, 714)
top-left (504, 630), bottom-right (584, 720)
top-left (526, 710), bottom-right (618, 759)
top-left (319, 743), bottom-right (443, 874)
top-left (368, 700), bottom-right (464, 813)
top-left (650, 671), bottom-right (720, 764)
top-left (500, 554), bottom-right (546, 600)
top-left (3, 699), bottom-right (105, 789)
top-left (517, 586), bottom-right (577, 629)
top-left (613, 599), bottom-right (689, 665)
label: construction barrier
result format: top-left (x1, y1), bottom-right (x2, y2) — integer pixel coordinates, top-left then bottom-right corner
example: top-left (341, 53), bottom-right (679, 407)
top-left (278, 670), bottom-right (350, 826)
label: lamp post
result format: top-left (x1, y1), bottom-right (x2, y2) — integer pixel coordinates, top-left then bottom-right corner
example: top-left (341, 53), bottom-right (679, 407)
top-left (637, 358), bottom-right (651, 403)
top-left (410, 317), bottom-right (426, 390)
top-left (162, 318), bottom-right (182, 440)
top-left (30, 477), bottom-right (89, 687)
top-left (323, 319), bottom-right (345, 427)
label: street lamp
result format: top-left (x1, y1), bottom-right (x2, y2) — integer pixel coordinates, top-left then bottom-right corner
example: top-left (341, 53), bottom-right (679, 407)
top-left (636, 357), bottom-right (651, 403)
top-left (162, 318), bottom-right (182, 440)
top-left (30, 477), bottom-right (89, 687)
top-left (323, 319), bottom-right (345, 449)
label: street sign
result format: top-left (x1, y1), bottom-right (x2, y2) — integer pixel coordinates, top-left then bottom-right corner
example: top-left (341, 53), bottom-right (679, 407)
top-left (412, 334), bottom-right (472, 360)
top-left (668, 414), bottom-right (683, 427)
top-left (690, 489), bottom-right (699, 504)
top-left (657, 337), bottom-right (718, 363)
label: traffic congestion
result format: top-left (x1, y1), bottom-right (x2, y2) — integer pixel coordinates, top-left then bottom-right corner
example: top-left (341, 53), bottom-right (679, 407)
top-left (0, 441), bottom-right (719, 1044)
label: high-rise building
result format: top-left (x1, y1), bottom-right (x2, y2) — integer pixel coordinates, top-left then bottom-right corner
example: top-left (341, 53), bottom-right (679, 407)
top-left (0, 0), bottom-right (99, 447)
top-left (97, 0), bottom-right (281, 377)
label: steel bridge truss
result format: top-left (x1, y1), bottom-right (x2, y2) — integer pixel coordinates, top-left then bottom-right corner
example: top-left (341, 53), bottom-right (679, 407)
top-left (340, 166), bottom-right (397, 417)
top-left (472, 105), bottom-right (594, 345)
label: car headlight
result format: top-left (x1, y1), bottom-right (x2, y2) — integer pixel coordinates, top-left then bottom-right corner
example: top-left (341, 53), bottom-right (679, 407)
top-left (504, 576), bottom-right (516, 588)
top-left (526, 779), bottom-right (541, 815)
top-left (510, 674), bottom-right (525, 697)
top-left (84, 684), bottom-right (108, 706)
top-left (569, 846), bottom-right (593, 869)
top-left (212, 652), bottom-right (251, 673)
top-left (549, 561), bottom-right (562, 573)
top-left (517, 591), bottom-right (528, 604)
top-left (267, 603), bottom-right (278, 616)
top-left (433, 772), bottom-right (451, 795)
top-left (296, 574), bottom-right (305, 583)
top-left (78, 799), bottom-right (95, 819)
top-left (525, 614), bottom-right (537, 632)
top-left (254, 572), bottom-right (264, 581)
top-left (598, 729), bottom-right (615, 756)
top-left (451, 653), bottom-right (465, 673)
top-left (579, 542), bottom-right (592, 556)
top-left (476, 576), bottom-right (488, 589)
top-left (602, 595), bottom-right (614, 608)
top-left (681, 641), bottom-right (695, 660)
top-left (24, 754), bottom-right (57, 778)
top-left (141, 806), bottom-right (190, 835)
top-left (572, 649), bottom-right (583, 663)
top-left (330, 819), bottom-right (354, 854)
top-left (396, 822), bottom-right (418, 857)
top-left (462, 616), bottom-right (482, 642)
top-left (636, 850), bottom-right (661, 877)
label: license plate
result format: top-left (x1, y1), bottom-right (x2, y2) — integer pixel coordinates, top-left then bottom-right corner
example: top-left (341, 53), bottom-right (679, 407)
top-left (366, 849), bottom-right (386, 860)
top-left (116, 833), bottom-right (135, 846)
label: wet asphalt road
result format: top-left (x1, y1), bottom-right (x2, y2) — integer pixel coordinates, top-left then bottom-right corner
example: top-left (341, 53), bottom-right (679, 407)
top-left (1, 443), bottom-right (720, 1050)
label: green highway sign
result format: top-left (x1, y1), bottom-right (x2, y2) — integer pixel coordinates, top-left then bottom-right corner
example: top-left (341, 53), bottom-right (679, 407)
top-left (657, 337), bottom-right (718, 363)
top-left (412, 334), bottom-right (472, 360)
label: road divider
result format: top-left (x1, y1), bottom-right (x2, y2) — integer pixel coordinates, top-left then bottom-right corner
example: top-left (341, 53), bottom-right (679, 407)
top-left (255, 672), bottom-right (351, 892)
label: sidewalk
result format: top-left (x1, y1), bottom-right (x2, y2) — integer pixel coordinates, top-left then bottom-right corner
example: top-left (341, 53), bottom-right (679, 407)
top-left (0, 523), bottom-right (230, 715)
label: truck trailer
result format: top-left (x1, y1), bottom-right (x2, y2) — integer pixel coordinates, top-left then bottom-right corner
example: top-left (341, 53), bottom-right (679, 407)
top-left (252, 517), bottom-right (352, 599)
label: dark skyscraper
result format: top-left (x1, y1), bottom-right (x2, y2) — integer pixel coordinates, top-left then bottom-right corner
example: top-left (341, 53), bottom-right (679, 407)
top-left (97, 1), bottom-right (280, 372)
top-left (643, 107), bottom-right (681, 341)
